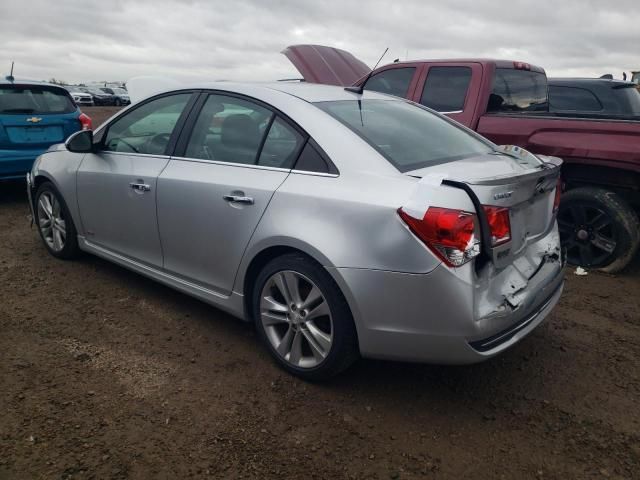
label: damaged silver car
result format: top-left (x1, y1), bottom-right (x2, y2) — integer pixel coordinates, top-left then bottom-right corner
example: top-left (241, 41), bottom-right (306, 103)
top-left (27, 82), bottom-right (564, 379)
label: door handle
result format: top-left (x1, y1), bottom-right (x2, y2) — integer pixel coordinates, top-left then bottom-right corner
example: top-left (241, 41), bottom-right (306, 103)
top-left (223, 194), bottom-right (254, 205)
top-left (129, 182), bottom-right (151, 192)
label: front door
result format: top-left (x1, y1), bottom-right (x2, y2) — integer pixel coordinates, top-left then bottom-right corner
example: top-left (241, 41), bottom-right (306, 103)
top-left (157, 93), bottom-right (306, 295)
top-left (76, 92), bottom-right (194, 266)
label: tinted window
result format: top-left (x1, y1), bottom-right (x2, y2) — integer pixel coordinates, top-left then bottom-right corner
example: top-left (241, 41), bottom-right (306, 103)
top-left (257, 117), bottom-right (304, 168)
top-left (488, 68), bottom-right (548, 112)
top-left (614, 86), bottom-right (640, 115)
top-left (364, 68), bottom-right (415, 98)
top-left (103, 93), bottom-right (191, 155)
top-left (184, 94), bottom-right (273, 165)
top-left (549, 86), bottom-right (603, 111)
top-left (0, 85), bottom-right (75, 114)
top-left (316, 99), bottom-right (493, 173)
top-left (420, 66), bottom-right (472, 112)
top-left (294, 141), bottom-right (333, 174)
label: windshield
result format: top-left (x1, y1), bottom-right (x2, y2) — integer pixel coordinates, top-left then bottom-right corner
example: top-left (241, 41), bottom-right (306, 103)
top-left (0, 85), bottom-right (75, 114)
top-left (615, 86), bottom-right (640, 115)
top-left (315, 99), bottom-right (494, 172)
top-left (113, 88), bottom-right (128, 95)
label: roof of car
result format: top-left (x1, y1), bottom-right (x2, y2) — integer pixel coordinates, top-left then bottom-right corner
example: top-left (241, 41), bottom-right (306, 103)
top-left (548, 77), bottom-right (636, 87)
top-left (0, 76), bottom-right (64, 88)
top-left (384, 59), bottom-right (546, 74)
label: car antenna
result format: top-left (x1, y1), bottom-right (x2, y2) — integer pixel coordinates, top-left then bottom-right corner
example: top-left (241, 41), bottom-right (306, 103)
top-left (7, 60), bottom-right (15, 82)
top-left (344, 47), bottom-right (388, 95)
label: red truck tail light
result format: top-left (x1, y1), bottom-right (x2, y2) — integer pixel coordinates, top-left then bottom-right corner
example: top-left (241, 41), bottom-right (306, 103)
top-left (553, 177), bottom-right (563, 213)
top-left (78, 113), bottom-right (92, 130)
top-left (398, 207), bottom-right (480, 267)
top-left (513, 61), bottom-right (531, 70)
top-left (483, 205), bottom-right (511, 246)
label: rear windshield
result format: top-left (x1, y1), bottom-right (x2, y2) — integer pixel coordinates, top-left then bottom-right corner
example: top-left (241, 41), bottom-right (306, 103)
top-left (488, 68), bottom-right (548, 113)
top-left (0, 85), bottom-right (75, 114)
top-left (615, 86), bottom-right (640, 115)
top-left (315, 99), bottom-right (494, 172)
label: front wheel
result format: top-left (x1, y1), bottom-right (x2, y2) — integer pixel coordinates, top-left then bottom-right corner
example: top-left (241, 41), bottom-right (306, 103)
top-left (252, 253), bottom-right (359, 380)
top-left (114, 99), bottom-right (122, 106)
top-left (34, 182), bottom-right (80, 259)
top-left (558, 187), bottom-right (640, 273)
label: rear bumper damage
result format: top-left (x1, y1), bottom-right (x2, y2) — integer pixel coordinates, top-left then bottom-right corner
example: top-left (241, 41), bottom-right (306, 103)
top-left (329, 228), bottom-right (564, 364)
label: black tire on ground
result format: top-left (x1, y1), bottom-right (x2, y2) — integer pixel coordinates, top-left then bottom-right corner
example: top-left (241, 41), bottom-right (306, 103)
top-left (252, 253), bottom-right (359, 381)
top-left (115, 99), bottom-right (122, 106)
top-left (558, 187), bottom-right (640, 273)
top-left (34, 182), bottom-right (80, 260)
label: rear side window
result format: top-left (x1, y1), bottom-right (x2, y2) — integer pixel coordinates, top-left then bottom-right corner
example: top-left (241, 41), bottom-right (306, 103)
top-left (549, 86), bottom-right (603, 112)
top-left (613, 86), bottom-right (640, 115)
top-left (257, 117), bottom-right (305, 168)
top-left (0, 85), bottom-right (75, 114)
top-left (488, 68), bottom-right (548, 112)
top-left (364, 67), bottom-right (415, 98)
top-left (420, 66), bottom-right (472, 112)
top-left (294, 140), bottom-right (336, 174)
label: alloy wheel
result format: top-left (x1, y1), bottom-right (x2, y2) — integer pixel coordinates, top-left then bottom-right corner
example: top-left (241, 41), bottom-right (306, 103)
top-left (260, 270), bottom-right (333, 369)
top-left (558, 204), bottom-right (617, 267)
top-left (37, 191), bottom-right (67, 252)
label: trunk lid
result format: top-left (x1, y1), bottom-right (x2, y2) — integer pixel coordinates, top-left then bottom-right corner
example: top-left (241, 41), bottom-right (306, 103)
top-left (282, 44), bottom-right (371, 86)
top-left (406, 148), bottom-right (562, 269)
top-left (0, 111), bottom-right (80, 150)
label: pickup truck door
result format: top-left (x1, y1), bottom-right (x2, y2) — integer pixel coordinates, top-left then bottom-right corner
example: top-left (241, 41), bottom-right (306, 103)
top-left (411, 62), bottom-right (484, 128)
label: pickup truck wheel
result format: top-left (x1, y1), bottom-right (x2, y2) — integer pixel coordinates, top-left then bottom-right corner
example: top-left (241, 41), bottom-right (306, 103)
top-left (558, 187), bottom-right (640, 273)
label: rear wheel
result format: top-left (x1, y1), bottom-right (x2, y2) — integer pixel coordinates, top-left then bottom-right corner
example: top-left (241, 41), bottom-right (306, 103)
top-left (558, 187), bottom-right (640, 273)
top-left (252, 253), bottom-right (359, 380)
top-left (34, 182), bottom-right (79, 259)
top-left (114, 98), bottom-right (122, 106)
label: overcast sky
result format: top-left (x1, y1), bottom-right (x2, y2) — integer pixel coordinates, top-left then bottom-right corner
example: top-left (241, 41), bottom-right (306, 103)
top-left (2, 0), bottom-right (638, 84)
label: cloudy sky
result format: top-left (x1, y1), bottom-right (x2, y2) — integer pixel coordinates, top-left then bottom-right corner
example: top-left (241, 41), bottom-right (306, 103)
top-left (2, 0), bottom-right (638, 84)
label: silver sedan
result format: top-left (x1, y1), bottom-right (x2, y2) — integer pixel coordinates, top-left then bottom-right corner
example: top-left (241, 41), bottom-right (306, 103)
top-left (27, 82), bottom-right (564, 380)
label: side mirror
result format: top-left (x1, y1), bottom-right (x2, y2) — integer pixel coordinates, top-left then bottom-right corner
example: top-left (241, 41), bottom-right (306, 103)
top-left (65, 129), bottom-right (94, 153)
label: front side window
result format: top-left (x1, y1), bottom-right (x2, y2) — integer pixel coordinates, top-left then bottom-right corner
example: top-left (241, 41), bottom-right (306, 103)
top-left (185, 94), bottom-right (304, 168)
top-left (549, 86), bottom-right (603, 112)
top-left (420, 66), bottom-right (472, 112)
top-left (0, 85), bottom-right (75, 114)
top-left (316, 99), bottom-right (494, 173)
top-left (364, 67), bottom-right (415, 98)
top-left (488, 68), bottom-right (548, 112)
top-left (103, 93), bottom-right (191, 155)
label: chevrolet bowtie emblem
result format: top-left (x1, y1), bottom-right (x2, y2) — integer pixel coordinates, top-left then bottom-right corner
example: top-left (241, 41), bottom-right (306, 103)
top-left (26, 117), bottom-right (42, 123)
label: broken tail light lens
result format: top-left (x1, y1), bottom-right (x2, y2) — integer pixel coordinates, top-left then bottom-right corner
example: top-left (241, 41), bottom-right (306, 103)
top-left (553, 177), bottom-right (563, 213)
top-left (78, 113), bottom-right (92, 130)
top-left (398, 207), bottom-right (480, 267)
top-left (483, 205), bottom-right (511, 246)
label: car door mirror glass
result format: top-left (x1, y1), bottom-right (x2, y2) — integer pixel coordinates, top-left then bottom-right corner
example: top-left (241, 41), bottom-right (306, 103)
top-left (65, 129), bottom-right (94, 153)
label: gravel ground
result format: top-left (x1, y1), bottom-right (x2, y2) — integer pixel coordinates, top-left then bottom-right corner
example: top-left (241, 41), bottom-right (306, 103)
top-left (0, 125), bottom-right (639, 479)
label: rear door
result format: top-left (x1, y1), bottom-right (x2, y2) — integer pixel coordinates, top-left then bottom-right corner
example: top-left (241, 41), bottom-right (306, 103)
top-left (77, 92), bottom-right (196, 267)
top-left (157, 92), bottom-right (306, 295)
top-left (0, 84), bottom-right (80, 175)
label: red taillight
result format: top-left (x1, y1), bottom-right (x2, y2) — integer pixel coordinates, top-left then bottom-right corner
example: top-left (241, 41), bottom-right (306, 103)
top-left (398, 207), bottom-right (480, 267)
top-left (78, 113), bottom-right (92, 130)
top-left (483, 205), bottom-right (511, 246)
top-left (553, 177), bottom-right (563, 213)
top-left (513, 61), bottom-right (531, 70)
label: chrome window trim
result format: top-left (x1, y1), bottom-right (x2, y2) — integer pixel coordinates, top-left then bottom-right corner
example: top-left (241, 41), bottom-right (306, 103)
top-left (168, 156), bottom-right (340, 177)
top-left (98, 150), bottom-right (172, 160)
top-left (437, 110), bottom-right (464, 114)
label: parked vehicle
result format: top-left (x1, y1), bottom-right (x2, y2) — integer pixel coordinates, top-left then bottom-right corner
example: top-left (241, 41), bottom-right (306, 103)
top-left (79, 87), bottom-right (116, 106)
top-left (63, 86), bottom-right (94, 107)
top-left (283, 45), bottom-right (640, 272)
top-left (0, 77), bottom-right (91, 179)
top-left (99, 87), bottom-right (130, 106)
top-left (27, 82), bottom-right (564, 379)
top-left (549, 78), bottom-right (640, 118)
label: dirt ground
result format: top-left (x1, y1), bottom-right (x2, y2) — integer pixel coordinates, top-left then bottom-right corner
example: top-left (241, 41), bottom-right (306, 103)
top-left (1, 123), bottom-right (639, 479)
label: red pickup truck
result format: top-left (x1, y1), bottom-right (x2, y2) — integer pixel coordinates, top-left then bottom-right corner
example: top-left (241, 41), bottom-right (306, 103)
top-left (283, 45), bottom-right (640, 272)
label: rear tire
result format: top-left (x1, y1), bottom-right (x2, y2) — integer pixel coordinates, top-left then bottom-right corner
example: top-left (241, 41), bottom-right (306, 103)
top-left (558, 187), bottom-right (640, 273)
top-left (34, 182), bottom-right (80, 260)
top-left (252, 253), bottom-right (359, 381)
top-left (115, 99), bottom-right (122, 106)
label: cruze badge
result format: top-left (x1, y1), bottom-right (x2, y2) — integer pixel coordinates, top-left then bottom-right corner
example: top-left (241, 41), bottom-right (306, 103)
top-left (494, 191), bottom-right (513, 200)
top-left (26, 117), bottom-right (42, 123)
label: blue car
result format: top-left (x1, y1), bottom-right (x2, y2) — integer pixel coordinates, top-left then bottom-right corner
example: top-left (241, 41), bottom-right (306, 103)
top-left (0, 76), bottom-right (92, 180)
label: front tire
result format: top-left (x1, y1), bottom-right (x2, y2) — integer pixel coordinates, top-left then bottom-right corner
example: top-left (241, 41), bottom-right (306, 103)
top-left (558, 187), bottom-right (640, 273)
top-left (34, 182), bottom-right (80, 260)
top-left (252, 253), bottom-right (359, 380)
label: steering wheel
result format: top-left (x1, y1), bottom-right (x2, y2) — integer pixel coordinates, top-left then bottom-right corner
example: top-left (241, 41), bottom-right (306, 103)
top-left (145, 133), bottom-right (172, 155)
